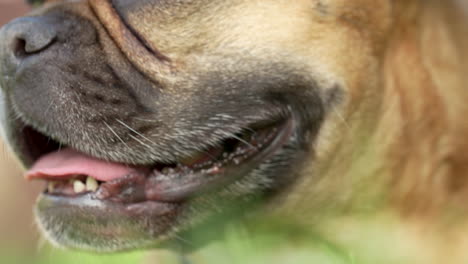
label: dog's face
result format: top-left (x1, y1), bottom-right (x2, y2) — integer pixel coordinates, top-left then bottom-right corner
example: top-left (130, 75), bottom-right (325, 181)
top-left (0, 0), bottom-right (393, 252)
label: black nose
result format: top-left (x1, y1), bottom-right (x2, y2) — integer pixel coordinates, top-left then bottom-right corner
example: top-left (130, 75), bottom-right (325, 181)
top-left (0, 16), bottom-right (57, 64)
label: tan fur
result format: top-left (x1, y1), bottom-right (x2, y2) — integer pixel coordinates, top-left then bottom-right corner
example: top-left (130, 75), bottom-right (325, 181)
top-left (263, 1), bottom-right (468, 262)
top-left (274, 0), bottom-right (468, 211)
top-left (387, 1), bottom-right (468, 213)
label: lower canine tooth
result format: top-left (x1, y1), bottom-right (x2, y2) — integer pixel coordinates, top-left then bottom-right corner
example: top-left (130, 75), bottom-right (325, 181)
top-left (73, 180), bottom-right (86, 193)
top-left (86, 177), bottom-right (98, 192)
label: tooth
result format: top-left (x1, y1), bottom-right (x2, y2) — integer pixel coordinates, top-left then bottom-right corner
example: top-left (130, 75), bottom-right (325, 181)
top-left (86, 176), bottom-right (99, 192)
top-left (47, 182), bottom-right (56, 193)
top-left (73, 180), bottom-right (86, 193)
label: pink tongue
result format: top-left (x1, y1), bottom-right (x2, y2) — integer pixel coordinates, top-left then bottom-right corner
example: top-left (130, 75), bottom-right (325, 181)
top-left (25, 148), bottom-right (135, 182)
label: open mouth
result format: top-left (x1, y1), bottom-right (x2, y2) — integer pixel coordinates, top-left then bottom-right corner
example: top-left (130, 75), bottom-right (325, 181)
top-left (22, 117), bottom-right (295, 213)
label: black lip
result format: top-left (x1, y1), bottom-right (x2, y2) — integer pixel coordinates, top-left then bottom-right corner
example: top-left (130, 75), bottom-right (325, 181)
top-left (34, 116), bottom-right (296, 250)
top-left (38, 192), bottom-right (178, 219)
top-left (36, 192), bottom-right (180, 251)
top-left (39, 116), bottom-right (295, 204)
top-left (141, 117), bottom-right (295, 202)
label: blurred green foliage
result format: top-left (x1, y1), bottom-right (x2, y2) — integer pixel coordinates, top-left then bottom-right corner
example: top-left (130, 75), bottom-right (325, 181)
top-left (0, 217), bottom-right (422, 264)
top-left (0, 246), bottom-right (145, 264)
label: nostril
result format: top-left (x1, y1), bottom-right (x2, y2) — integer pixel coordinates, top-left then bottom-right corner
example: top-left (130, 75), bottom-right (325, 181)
top-left (12, 38), bottom-right (27, 58)
top-left (0, 17), bottom-right (58, 60)
top-left (12, 35), bottom-right (56, 59)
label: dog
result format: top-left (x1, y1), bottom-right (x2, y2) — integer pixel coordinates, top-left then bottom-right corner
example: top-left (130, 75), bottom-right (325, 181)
top-left (0, 0), bottom-right (467, 262)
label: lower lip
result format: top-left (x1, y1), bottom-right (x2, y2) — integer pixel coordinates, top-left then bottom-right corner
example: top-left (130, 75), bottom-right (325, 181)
top-left (35, 193), bottom-right (181, 250)
top-left (35, 117), bottom-right (296, 241)
top-left (38, 192), bottom-right (178, 218)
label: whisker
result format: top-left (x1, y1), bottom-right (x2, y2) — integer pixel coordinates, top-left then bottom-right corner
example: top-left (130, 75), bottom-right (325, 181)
top-left (172, 234), bottom-right (194, 247)
top-left (104, 121), bottom-right (129, 148)
top-left (128, 134), bottom-right (152, 149)
top-left (243, 126), bottom-right (257, 134)
top-left (43, 101), bottom-right (55, 117)
top-left (133, 117), bottom-right (159, 123)
top-left (227, 132), bottom-right (256, 149)
top-left (332, 106), bottom-right (350, 130)
top-left (116, 119), bottom-right (156, 145)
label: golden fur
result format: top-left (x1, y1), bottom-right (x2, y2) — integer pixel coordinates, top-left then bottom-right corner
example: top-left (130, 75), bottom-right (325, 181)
top-left (276, 0), bottom-right (468, 215)
top-left (264, 1), bottom-right (468, 262)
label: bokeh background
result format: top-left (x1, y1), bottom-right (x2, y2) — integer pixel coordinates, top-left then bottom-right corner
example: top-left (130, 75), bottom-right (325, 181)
top-left (0, 0), bottom-right (43, 257)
